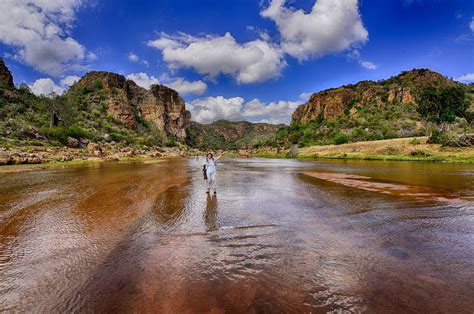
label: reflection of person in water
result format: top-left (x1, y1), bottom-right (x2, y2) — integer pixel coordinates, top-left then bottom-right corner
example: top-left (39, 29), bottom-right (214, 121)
top-left (204, 194), bottom-right (218, 232)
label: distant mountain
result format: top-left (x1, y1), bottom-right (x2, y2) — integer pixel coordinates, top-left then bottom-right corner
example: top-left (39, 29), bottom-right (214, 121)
top-left (282, 69), bottom-right (473, 147)
top-left (186, 120), bottom-right (283, 150)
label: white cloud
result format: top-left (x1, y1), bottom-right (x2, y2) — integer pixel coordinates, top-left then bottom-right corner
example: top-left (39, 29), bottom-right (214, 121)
top-left (148, 32), bottom-right (286, 84)
top-left (261, 0), bottom-right (368, 60)
top-left (188, 96), bottom-right (299, 124)
top-left (126, 72), bottom-right (160, 89)
top-left (29, 78), bottom-right (65, 96)
top-left (359, 60), bottom-right (378, 70)
top-left (60, 75), bottom-right (80, 87)
top-left (166, 77), bottom-right (207, 95)
top-left (128, 52), bottom-right (139, 62)
top-left (470, 17), bottom-right (474, 32)
top-left (455, 73), bottom-right (474, 82)
top-left (126, 72), bottom-right (207, 95)
top-left (0, 1), bottom-right (91, 76)
top-left (299, 92), bottom-right (312, 100)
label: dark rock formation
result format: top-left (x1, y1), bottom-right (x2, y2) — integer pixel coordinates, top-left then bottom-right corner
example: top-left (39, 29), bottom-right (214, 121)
top-left (292, 69), bottom-right (456, 126)
top-left (0, 59), bottom-right (14, 88)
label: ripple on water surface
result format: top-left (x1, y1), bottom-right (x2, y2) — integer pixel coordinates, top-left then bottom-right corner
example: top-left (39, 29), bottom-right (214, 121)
top-left (0, 158), bottom-right (473, 313)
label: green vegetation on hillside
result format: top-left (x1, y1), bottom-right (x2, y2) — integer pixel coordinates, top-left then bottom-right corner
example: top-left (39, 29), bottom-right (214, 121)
top-left (186, 120), bottom-right (281, 150)
top-left (270, 77), bottom-right (473, 149)
top-left (0, 82), bottom-right (169, 149)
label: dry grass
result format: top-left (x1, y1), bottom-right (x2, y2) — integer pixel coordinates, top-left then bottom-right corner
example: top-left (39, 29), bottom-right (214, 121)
top-left (297, 137), bottom-right (474, 163)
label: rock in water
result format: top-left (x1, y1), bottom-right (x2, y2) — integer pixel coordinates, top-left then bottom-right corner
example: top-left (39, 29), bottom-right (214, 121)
top-left (0, 59), bottom-right (14, 89)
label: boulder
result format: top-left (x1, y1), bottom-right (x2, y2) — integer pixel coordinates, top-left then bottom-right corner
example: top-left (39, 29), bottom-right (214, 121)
top-left (0, 151), bottom-right (11, 165)
top-left (87, 142), bottom-right (104, 157)
top-left (459, 134), bottom-right (474, 147)
top-left (67, 137), bottom-right (79, 148)
top-left (79, 138), bottom-right (89, 148)
top-left (24, 126), bottom-right (46, 140)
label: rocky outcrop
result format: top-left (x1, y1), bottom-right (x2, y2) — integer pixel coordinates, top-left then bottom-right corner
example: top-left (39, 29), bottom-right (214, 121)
top-left (0, 59), bottom-right (14, 88)
top-left (292, 69), bottom-right (456, 126)
top-left (72, 71), bottom-right (191, 142)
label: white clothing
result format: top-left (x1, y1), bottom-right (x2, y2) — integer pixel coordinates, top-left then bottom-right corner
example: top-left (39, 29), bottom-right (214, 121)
top-left (207, 170), bottom-right (217, 191)
top-left (205, 157), bottom-right (217, 192)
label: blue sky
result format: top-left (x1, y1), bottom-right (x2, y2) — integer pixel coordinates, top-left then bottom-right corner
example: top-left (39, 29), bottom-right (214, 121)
top-left (0, 0), bottom-right (473, 124)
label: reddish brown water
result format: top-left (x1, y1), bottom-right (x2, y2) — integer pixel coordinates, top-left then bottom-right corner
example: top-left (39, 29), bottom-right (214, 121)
top-left (1, 158), bottom-right (473, 313)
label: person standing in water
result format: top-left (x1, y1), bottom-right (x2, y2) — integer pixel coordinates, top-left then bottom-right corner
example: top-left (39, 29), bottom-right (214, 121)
top-left (203, 152), bottom-right (222, 194)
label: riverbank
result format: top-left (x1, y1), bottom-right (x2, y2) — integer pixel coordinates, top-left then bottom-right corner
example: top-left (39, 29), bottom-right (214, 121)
top-left (246, 137), bottom-right (474, 163)
top-left (0, 142), bottom-right (204, 167)
top-left (296, 137), bottom-right (474, 163)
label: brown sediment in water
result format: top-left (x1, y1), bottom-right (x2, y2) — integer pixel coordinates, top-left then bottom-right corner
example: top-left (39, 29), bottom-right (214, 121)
top-left (1, 159), bottom-right (474, 313)
top-left (301, 171), bottom-right (473, 203)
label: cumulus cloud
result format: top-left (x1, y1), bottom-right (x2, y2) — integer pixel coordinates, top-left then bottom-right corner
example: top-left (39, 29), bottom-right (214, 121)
top-left (126, 72), bottom-right (207, 95)
top-left (0, 1), bottom-right (92, 76)
top-left (126, 72), bottom-right (160, 89)
top-left (29, 78), bottom-right (65, 96)
top-left (299, 92), bottom-right (312, 100)
top-left (128, 52), bottom-right (139, 62)
top-left (60, 75), bottom-right (81, 87)
top-left (188, 96), bottom-right (299, 124)
top-left (148, 32), bottom-right (286, 84)
top-left (261, 0), bottom-right (368, 60)
top-left (147, 0), bottom-right (369, 83)
top-left (166, 77), bottom-right (207, 95)
top-left (359, 60), bottom-right (378, 70)
top-left (455, 73), bottom-right (474, 82)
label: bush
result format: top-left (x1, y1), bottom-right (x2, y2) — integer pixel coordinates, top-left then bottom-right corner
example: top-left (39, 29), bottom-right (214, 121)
top-left (333, 134), bottom-right (349, 145)
top-left (427, 129), bottom-right (461, 147)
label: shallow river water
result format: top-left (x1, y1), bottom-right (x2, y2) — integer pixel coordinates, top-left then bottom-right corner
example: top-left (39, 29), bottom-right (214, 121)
top-left (0, 158), bottom-right (473, 313)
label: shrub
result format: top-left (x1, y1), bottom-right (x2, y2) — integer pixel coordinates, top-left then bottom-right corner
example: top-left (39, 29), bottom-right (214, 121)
top-left (427, 129), bottom-right (461, 147)
top-left (333, 134), bottom-right (349, 145)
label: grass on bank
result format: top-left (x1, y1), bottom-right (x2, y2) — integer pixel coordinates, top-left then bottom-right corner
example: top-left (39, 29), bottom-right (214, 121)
top-left (295, 137), bottom-right (474, 163)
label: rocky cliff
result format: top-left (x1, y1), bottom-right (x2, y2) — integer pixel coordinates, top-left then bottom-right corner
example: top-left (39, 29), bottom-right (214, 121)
top-left (292, 69), bottom-right (455, 125)
top-left (72, 71), bottom-right (191, 142)
top-left (0, 59), bottom-right (14, 89)
top-left (186, 120), bottom-right (282, 150)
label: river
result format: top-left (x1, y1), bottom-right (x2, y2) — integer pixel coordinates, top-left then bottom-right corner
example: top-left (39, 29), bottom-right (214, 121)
top-left (1, 158), bottom-right (473, 313)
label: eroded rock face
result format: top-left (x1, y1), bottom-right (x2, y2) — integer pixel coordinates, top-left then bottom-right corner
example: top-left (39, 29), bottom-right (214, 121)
top-left (142, 84), bottom-right (190, 141)
top-left (292, 69), bottom-right (456, 126)
top-left (72, 72), bottom-right (191, 142)
top-left (293, 88), bottom-right (357, 125)
top-left (0, 59), bottom-right (14, 88)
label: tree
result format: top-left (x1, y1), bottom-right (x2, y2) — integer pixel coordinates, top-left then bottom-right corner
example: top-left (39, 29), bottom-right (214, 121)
top-left (417, 86), bottom-right (468, 123)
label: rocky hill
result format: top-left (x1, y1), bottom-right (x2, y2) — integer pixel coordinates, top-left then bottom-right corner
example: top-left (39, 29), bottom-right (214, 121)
top-left (283, 69), bottom-right (473, 147)
top-left (292, 69), bottom-right (456, 125)
top-left (0, 59), bottom-right (191, 152)
top-left (70, 71), bottom-right (191, 142)
top-left (186, 120), bottom-right (282, 150)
